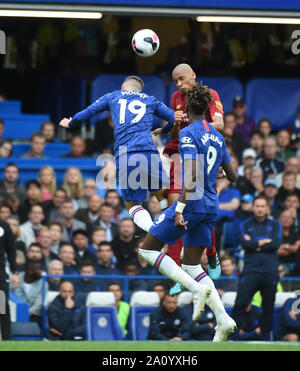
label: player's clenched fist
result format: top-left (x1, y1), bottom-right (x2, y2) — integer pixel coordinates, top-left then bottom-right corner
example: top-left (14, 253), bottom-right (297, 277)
top-left (59, 117), bottom-right (72, 128)
top-left (174, 110), bottom-right (184, 125)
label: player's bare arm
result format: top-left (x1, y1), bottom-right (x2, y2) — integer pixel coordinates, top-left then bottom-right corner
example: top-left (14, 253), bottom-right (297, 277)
top-left (210, 115), bottom-right (224, 133)
top-left (153, 110), bottom-right (183, 135)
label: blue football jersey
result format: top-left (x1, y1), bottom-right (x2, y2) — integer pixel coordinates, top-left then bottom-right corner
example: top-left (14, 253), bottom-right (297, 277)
top-left (68, 90), bottom-right (175, 157)
top-left (179, 120), bottom-right (231, 214)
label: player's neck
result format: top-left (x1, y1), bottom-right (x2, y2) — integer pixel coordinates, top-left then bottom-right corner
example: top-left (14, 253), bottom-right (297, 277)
top-left (189, 114), bottom-right (205, 124)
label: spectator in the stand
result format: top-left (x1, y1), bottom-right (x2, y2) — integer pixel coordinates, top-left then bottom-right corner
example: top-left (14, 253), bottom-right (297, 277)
top-left (257, 137), bottom-right (285, 181)
top-left (0, 118), bottom-right (4, 144)
top-left (278, 209), bottom-right (300, 275)
top-left (276, 157), bottom-right (300, 189)
top-left (215, 255), bottom-right (238, 297)
top-left (48, 221), bottom-right (65, 255)
top-left (107, 282), bottom-right (130, 336)
top-left (237, 148), bottom-right (256, 177)
top-left (146, 194), bottom-right (162, 221)
top-left (47, 281), bottom-right (85, 340)
top-left (235, 164), bottom-right (253, 196)
top-left (275, 296), bottom-right (300, 341)
top-left (72, 229), bottom-right (96, 266)
top-left (95, 241), bottom-right (122, 288)
top-left (20, 204), bottom-right (45, 248)
top-left (18, 180), bottom-right (42, 224)
top-left (112, 218), bottom-right (138, 271)
top-left (61, 136), bottom-right (87, 159)
top-left (148, 294), bottom-right (192, 341)
top-left (41, 120), bottom-right (61, 143)
top-left (39, 227), bottom-right (59, 270)
top-left (62, 167), bottom-right (84, 205)
top-left (87, 226), bottom-right (106, 254)
top-left (26, 243), bottom-right (45, 271)
top-left (58, 244), bottom-right (78, 275)
top-left (216, 177), bottom-right (241, 222)
top-left (0, 204), bottom-right (12, 221)
top-left (47, 260), bottom-right (64, 291)
top-left (43, 188), bottom-right (67, 223)
top-left (7, 216), bottom-right (27, 257)
top-left (14, 261), bottom-right (43, 325)
top-left (233, 304), bottom-right (262, 341)
top-left (95, 202), bottom-right (119, 242)
top-left (135, 237), bottom-right (156, 275)
top-left (223, 112), bottom-right (247, 161)
top-left (231, 195), bottom-right (282, 340)
top-left (73, 261), bottom-right (101, 294)
top-left (94, 113), bottom-right (114, 155)
top-left (276, 130), bottom-right (294, 162)
top-left (75, 194), bottom-right (102, 227)
top-left (151, 282), bottom-right (167, 302)
top-left (104, 189), bottom-right (130, 223)
top-left (76, 179), bottom-right (98, 209)
top-left (124, 262), bottom-right (149, 298)
top-left (262, 178), bottom-right (282, 215)
top-left (273, 192), bottom-right (300, 233)
top-left (249, 130), bottom-right (264, 158)
top-left (276, 171), bottom-right (300, 203)
top-left (21, 132), bottom-right (48, 159)
top-left (248, 166), bottom-right (265, 197)
top-left (257, 118), bottom-right (272, 139)
top-left (232, 96), bottom-right (256, 146)
top-left (0, 163), bottom-right (26, 204)
top-left (38, 166), bottom-right (56, 202)
top-left (58, 199), bottom-right (86, 243)
top-left (0, 140), bottom-right (12, 158)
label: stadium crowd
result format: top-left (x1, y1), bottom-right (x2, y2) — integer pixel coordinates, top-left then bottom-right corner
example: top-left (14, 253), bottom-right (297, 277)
top-left (1, 86), bottom-right (300, 341)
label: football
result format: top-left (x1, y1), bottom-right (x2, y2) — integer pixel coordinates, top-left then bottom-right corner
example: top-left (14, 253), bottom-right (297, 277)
top-left (131, 29), bottom-right (160, 57)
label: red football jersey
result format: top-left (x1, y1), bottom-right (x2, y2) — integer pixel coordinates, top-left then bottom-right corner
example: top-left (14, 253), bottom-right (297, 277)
top-left (163, 88), bottom-right (224, 157)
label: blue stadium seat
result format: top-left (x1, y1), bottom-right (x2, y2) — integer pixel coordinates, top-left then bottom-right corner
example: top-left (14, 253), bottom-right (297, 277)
top-left (128, 291), bottom-right (160, 340)
top-left (11, 322), bottom-right (43, 340)
top-left (1, 114), bottom-right (50, 140)
top-left (245, 78), bottom-right (300, 130)
top-left (168, 77), bottom-right (243, 113)
top-left (12, 143), bottom-right (71, 158)
top-left (0, 101), bottom-right (21, 114)
top-left (62, 75), bottom-right (86, 118)
top-left (90, 74), bottom-right (167, 127)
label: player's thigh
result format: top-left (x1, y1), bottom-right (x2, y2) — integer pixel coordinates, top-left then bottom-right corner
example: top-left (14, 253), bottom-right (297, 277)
top-left (182, 246), bottom-right (206, 265)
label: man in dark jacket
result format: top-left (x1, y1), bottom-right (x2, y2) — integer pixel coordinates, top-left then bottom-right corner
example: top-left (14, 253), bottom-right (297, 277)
top-left (276, 297), bottom-right (300, 341)
top-left (231, 194), bottom-right (282, 340)
top-left (147, 294), bottom-right (192, 341)
top-left (47, 281), bottom-right (85, 340)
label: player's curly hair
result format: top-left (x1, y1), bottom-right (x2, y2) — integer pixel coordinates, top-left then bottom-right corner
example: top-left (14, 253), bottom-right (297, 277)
top-left (186, 82), bottom-right (212, 116)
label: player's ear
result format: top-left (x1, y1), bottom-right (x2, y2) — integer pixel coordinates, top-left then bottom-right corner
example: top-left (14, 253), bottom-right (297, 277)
top-left (121, 84), bottom-right (125, 90)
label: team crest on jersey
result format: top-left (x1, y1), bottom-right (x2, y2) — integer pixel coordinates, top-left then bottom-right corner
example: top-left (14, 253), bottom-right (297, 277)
top-left (215, 101), bottom-right (223, 111)
top-left (176, 104), bottom-right (181, 109)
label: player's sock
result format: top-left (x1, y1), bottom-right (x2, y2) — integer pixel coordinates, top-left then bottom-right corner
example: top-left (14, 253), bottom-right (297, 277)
top-left (139, 249), bottom-right (205, 295)
top-left (129, 205), bottom-right (153, 232)
top-left (206, 228), bottom-right (216, 256)
top-left (182, 264), bottom-right (229, 324)
top-left (159, 198), bottom-right (168, 211)
top-left (167, 237), bottom-right (183, 266)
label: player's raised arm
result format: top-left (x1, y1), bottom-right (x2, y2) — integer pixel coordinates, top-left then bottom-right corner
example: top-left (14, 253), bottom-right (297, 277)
top-left (59, 93), bottom-right (111, 129)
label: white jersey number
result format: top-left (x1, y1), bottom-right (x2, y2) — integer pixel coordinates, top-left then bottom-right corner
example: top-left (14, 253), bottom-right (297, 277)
top-left (118, 99), bottom-right (146, 124)
top-left (207, 146), bottom-right (218, 174)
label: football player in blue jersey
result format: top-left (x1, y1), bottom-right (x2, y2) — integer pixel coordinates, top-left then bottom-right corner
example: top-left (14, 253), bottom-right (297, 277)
top-left (139, 83), bottom-right (237, 341)
top-left (59, 75), bottom-right (183, 233)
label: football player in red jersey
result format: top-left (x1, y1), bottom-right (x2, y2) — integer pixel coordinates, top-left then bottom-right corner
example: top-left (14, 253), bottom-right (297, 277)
top-left (154, 63), bottom-right (224, 295)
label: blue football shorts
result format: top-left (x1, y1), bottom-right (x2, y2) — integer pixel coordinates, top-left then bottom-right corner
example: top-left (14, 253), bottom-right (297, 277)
top-left (150, 202), bottom-right (217, 247)
top-left (116, 151), bottom-right (169, 203)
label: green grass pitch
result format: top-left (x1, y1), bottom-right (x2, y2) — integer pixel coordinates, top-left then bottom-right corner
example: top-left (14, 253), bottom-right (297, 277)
top-left (0, 341), bottom-right (299, 351)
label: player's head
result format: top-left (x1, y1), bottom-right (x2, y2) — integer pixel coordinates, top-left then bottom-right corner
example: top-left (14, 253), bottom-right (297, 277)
top-left (172, 63), bottom-right (196, 94)
top-left (122, 75), bottom-right (144, 91)
top-left (186, 82), bottom-right (212, 122)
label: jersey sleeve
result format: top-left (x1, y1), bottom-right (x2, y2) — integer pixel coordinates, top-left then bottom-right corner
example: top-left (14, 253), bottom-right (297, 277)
top-left (208, 89), bottom-right (224, 119)
top-left (68, 92), bottom-right (112, 127)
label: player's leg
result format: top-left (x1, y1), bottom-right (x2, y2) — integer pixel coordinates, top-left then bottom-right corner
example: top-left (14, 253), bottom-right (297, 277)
top-left (125, 200), bottom-right (154, 233)
top-left (139, 208), bottom-right (211, 321)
